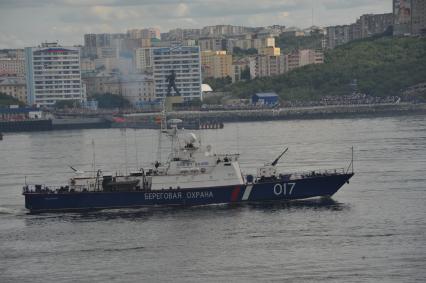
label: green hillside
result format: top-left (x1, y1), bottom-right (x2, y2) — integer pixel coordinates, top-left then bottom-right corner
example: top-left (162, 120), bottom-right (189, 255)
top-left (226, 36), bottom-right (426, 101)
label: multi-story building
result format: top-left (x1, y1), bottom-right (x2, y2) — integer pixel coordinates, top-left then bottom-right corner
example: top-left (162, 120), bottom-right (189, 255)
top-left (198, 37), bottom-right (227, 52)
top-left (0, 58), bottom-right (25, 77)
top-left (161, 28), bottom-right (202, 41)
top-left (0, 77), bottom-right (27, 104)
top-left (25, 42), bottom-right (85, 106)
top-left (134, 48), bottom-right (153, 73)
top-left (83, 33), bottom-right (112, 57)
top-left (127, 28), bottom-right (161, 40)
top-left (152, 45), bottom-right (202, 101)
top-left (255, 55), bottom-right (285, 78)
top-left (412, 0), bottom-right (426, 35)
top-left (253, 37), bottom-right (275, 50)
top-left (201, 25), bottom-right (252, 37)
top-left (358, 13), bottom-right (393, 38)
top-left (200, 51), bottom-right (233, 79)
top-left (326, 25), bottom-right (351, 49)
top-left (258, 47), bottom-right (281, 56)
top-left (284, 49), bottom-right (324, 72)
top-left (80, 58), bottom-right (96, 74)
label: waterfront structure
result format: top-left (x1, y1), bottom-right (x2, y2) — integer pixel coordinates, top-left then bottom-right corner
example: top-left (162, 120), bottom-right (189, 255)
top-left (0, 77), bottom-right (27, 104)
top-left (25, 42), bottom-right (85, 107)
top-left (252, 92), bottom-right (279, 106)
top-left (200, 51), bottom-right (233, 79)
top-left (152, 45), bottom-right (202, 101)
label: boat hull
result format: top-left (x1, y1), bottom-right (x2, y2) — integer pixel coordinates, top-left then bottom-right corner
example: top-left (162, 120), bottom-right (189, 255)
top-left (24, 173), bottom-right (353, 213)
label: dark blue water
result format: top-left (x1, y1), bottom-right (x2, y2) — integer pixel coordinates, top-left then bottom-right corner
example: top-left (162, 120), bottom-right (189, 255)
top-left (1, 115), bottom-right (425, 282)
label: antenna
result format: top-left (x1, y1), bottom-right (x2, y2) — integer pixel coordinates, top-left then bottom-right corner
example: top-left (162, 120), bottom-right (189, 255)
top-left (92, 139), bottom-right (96, 177)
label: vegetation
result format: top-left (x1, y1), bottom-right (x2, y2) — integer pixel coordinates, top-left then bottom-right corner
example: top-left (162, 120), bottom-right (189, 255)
top-left (219, 36), bottom-right (426, 101)
top-left (276, 32), bottom-right (323, 53)
top-left (0, 93), bottom-right (25, 107)
top-left (203, 76), bottom-right (233, 91)
top-left (90, 93), bottom-right (131, 109)
top-left (232, 47), bottom-right (258, 58)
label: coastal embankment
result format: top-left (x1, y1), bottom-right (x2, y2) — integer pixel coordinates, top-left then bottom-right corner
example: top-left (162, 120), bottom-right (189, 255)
top-left (120, 103), bottom-right (426, 126)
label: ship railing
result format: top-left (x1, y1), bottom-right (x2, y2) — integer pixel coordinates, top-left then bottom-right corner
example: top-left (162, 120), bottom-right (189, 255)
top-left (288, 168), bottom-right (347, 180)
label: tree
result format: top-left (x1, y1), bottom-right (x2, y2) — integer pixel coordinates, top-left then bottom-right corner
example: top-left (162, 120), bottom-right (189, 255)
top-left (0, 93), bottom-right (25, 107)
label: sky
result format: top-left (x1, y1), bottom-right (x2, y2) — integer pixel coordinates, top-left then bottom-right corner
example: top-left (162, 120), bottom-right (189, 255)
top-left (0, 0), bottom-right (391, 49)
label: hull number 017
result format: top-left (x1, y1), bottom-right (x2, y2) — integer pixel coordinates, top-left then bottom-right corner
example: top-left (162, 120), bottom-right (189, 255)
top-left (273, 183), bottom-right (296, 196)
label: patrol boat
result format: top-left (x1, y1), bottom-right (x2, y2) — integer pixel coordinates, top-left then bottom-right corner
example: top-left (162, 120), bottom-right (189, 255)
top-left (22, 115), bottom-right (354, 212)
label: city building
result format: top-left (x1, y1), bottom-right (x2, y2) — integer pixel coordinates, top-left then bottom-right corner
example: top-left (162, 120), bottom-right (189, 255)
top-left (251, 92), bottom-right (279, 106)
top-left (284, 49), bottom-right (324, 72)
top-left (25, 42), bottom-right (85, 107)
top-left (134, 48), bottom-right (153, 73)
top-left (80, 58), bottom-right (96, 73)
top-left (200, 51), bottom-right (233, 79)
top-left (0, 58), bottom-right (25, 77)
top-left (83, 33), bottom-right (111, 57)
top-left (255, 55), bottom-right (285, 78)
top-left (412, 0), bottom-right (426, 35)
top-left (326, 25), bottom-right (351, 49)
top-left (128, 28), bottom-right (161, 40)
top-left (258, 47), bottom-right (281, 56)
top-left (394, 0), bottom-right (426, 35)
top-left (161, 28), bottom-right (201, 41)
top-left (152, 45), bottom-right (202, 101)
top-left (358, 13), bottom-right (393, 38)
top-left (198, 37), bottom-right (227, 51)
top-left (0, 77), bottom-right (27, 103)
top-left (201, 25), bottom-right (252, 37)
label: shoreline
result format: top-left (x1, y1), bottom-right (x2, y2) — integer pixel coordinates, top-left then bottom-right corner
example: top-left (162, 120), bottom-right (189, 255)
top-left (1, 103), bottom-right (425, 133)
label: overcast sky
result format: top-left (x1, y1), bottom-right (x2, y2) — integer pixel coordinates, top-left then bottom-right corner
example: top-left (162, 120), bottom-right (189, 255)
top-left (0, 0), bottom-right (391, 48)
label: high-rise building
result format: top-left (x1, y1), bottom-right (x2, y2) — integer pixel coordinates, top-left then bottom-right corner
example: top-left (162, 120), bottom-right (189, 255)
top-left (358, 13), bottom-right (393, 38)
top-left (25, 42), bottom-right (85, 106)
top-left (200, 51), bottom-right (233, 79)
top-left (152, 45), bottom-right (202, 101)
top-left (412, 0), bottom-right (426, 35)
top-left (134, 48), bottom-right (153, 73)
top-left (326, 25), bottom-right (351, 49)
top-left (393, 0), bottom-right (426, 35)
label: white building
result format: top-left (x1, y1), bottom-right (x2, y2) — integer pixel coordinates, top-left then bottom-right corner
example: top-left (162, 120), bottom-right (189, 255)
top-left (25, 42), bottom-right (85, 106)
top-left (134, 48), bottom-right (153, 73)
top-left (152, 45), bottom-right (202, 101)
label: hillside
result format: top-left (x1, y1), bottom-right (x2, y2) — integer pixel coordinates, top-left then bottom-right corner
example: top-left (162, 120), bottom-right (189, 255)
top-left (225, 36), bottom-right (426, 101)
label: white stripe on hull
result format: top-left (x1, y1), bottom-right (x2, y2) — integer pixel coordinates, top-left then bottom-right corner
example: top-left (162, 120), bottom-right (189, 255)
top-left (242, 184), bottom-right (253, 201)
